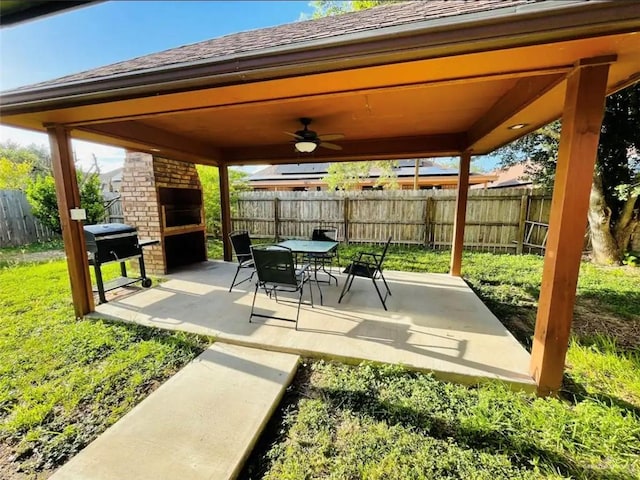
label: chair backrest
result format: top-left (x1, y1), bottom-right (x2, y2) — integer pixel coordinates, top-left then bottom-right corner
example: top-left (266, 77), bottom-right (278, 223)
top-left (377, 236), bottom-right (392, 270)
top-left (311, 226), bottom-right (338, 242)
top-left (251, 245), bottom-right (297, 286)
top-left (230, 230), bottom-right (252, 263)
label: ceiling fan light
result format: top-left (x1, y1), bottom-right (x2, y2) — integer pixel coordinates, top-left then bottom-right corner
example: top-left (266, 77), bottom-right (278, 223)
top-left (295, 141), bottom-right (317, 153)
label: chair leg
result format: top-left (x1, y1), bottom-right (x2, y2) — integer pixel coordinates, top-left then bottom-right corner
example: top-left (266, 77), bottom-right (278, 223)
top-left (229, 265), bottom-right (242, 292)
top-left (308, 274), bottom-right (314, 308)
top-left (338, 271), bottom-right (353, 303)
top-left (295, 286), bottom-right (303, 330)
top-left (372, 278), bottom-right (388, 311)
top-left (380, 272), bottom-right (392, 296)
top-left (249, 281), bottom-right (260, 322)
top-left (347, 272), bottom-right (356, 292)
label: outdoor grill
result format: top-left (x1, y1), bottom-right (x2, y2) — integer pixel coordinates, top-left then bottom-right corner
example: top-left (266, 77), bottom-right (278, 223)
top-left (84, 223), bottom-right (157, 304)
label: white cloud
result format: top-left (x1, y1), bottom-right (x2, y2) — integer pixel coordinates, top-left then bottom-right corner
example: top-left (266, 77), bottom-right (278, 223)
top-left (0, 125), bottom-right (125, 173)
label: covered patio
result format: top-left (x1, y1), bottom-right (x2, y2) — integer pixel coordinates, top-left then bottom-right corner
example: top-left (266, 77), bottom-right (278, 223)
top-left (94, 261), bottom-right (534, 389)
top-left (2, 1), bottom-right (640, 394)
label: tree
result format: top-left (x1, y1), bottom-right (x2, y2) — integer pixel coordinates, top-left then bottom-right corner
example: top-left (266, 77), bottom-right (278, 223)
top-left (196, 165), bottom-right (249, 237)
top-left (0, 140), bottom-right (51, 177)
top-left (26, 172), bottom-right (105, 233)
top-left (0, 157), bottom-right (33, 190)
top-left (496, 83), bottom-right (640, 264)
top-left (324, 160), bottom-right (398, 191)
top-left (308, 1), bottom-right (395, 18)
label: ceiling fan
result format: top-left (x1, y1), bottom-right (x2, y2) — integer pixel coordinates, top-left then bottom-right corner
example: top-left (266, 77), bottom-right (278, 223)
top-left (284, 118), bottom-right (344, 152)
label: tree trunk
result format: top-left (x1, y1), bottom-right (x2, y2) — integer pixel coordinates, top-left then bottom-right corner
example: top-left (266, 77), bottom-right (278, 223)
top-left (588, 170), bottom-right (622, 265)
top-left (613, 193), bottom-right (639, 254)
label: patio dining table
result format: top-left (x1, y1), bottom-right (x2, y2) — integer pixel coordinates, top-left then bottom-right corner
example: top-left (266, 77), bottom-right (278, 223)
top-left (277, 239), bottom-right (339, 304)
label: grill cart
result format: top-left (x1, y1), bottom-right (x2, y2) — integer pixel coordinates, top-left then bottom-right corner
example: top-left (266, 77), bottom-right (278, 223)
top-left (84, 223), bottom-right (159, 304)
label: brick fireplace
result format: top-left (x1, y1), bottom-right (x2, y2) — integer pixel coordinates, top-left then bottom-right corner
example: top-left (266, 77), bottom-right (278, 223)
top-left (120, 152), bottom-right (207, 275)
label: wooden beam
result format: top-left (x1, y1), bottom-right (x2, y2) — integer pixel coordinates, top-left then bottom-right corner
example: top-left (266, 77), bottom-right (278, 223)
top-left (466, 73), bottom-right (565, 149)
top-left (449, 151), bottom-right (471, 276)
top-left (530, 60), bottom-right (611, 395)
top-left (219, 163), bottom-right (233, 262)
top-left (60, 66), bottom-right (572, 128)
top-left (224, 134), bottom-right (464, 165)
top-left (47, 126), bottom-right (94, 317)
top-left (74, 121), bottom-right (221, 165)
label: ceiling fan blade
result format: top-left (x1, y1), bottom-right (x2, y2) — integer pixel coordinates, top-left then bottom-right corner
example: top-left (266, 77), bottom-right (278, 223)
top-left (317, 133), bottom-right (344, 141)
top-left (320, 142), bottom-right (343, 151)
top-left (284, 131), bottom-right (303, 140)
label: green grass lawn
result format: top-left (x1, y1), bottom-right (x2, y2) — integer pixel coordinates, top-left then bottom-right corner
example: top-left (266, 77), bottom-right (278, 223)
top-left (1, 240), bottom-right (638, 478)
top-left (0, 255), bottom-right (212, 477)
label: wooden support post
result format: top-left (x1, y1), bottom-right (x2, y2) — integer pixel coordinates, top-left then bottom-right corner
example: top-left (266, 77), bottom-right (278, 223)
top-left (516, 194), bottom-right (529, 254)
top-left (413, 159), bottom-right (419, 190)
top-left (218, 163), bottom-right (232, 262)
top-left (449, 151), bottom-right (471, 276)
top-left (530, 60), bottom-right (611, 395)
top-left (47, 126), bottom-right (94, 317)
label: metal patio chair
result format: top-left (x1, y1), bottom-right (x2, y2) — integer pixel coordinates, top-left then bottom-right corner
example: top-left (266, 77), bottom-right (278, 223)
top-left (229, 230), bottom-right (255, 292)
top-left (249, 245), bottom-right (313, 329)
top-left (338, 236), bottom-right (392, 310)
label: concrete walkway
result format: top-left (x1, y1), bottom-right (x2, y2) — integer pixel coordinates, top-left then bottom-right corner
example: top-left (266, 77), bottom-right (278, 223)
top-left (50, 343), bottom-right (299, 480)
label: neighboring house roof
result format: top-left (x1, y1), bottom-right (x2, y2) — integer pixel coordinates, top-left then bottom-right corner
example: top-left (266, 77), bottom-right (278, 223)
top-left (8, 0), bottom-right (535, 92)
top-left (481, 163), bottom-right (533, 189)
top-left (249, 159), bottom-right (491, 184)
top-left (99, 167), bottom-right (123, 185)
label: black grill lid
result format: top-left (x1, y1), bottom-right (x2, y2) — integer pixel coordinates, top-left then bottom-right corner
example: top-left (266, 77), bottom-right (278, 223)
top-left (84, 223), bottom-right (137, 238)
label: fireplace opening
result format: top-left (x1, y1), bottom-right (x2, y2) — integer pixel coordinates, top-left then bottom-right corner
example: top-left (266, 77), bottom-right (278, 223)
top-left (159, 187), bottom-right (203, 229)
top-left (164, 231), bottom-right (207, 271)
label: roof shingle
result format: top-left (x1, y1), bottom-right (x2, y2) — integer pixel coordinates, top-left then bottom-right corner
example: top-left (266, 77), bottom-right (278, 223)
top-left (15, 0), bottom-right (535, 91)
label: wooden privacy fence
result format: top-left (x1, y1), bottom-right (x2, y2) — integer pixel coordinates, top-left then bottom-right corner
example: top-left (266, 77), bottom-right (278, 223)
top-left (103, 192), bottom-right (124, 223)
top-left (0, 190), bottom-right (58, 247)
top-left (232, 188), bottom-right (555, 254)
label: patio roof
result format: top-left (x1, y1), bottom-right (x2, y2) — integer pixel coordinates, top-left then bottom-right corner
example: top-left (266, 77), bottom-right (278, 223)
top-left (1, 0), bottom-right (639, 165)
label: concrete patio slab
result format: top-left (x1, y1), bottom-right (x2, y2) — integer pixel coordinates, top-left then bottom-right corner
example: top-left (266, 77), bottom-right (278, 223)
top-left (50, 343), bottom-right (299, 480)
top-left (94, 260), bottom-right (535, 390)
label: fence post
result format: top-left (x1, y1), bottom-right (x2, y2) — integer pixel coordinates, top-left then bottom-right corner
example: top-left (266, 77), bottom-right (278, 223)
top-left (516, 193), bottom-right (529, 254)
top-left (424, 196), bottom-right (434, 248)
top-left (274, 197), bottom-right (280, 241)
top-left (343, 196), bottom-right (350, 244)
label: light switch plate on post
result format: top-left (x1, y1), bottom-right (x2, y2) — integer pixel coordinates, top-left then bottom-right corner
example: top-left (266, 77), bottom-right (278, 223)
top-left (70, 208), bottom-right (87, 221)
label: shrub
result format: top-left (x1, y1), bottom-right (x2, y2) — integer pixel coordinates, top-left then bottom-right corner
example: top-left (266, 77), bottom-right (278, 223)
top-left (26, 173), bottom-right (105, 233)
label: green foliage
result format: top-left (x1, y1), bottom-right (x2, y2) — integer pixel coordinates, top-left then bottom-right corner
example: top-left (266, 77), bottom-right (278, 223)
top-left (26, 176), bottom-right (60, 232)
top-left (0, 259), bottom-right (211, 473)
top-left (308, 0), bottom-right (396, 18)
top-left (0, 156), bottom-right (33, 190)
top-left (0, 140), bottom-right (51, 177)
top-left (622, 251), bottom-right (639, 267)
top-left (196, 165), bottom-right (248, 236)
top-left (26, 172), bottom-right (105, 233)
top-left (264, 360), bottom-right (640, 479)
top-left (324, 160), bottom-right (398, 190)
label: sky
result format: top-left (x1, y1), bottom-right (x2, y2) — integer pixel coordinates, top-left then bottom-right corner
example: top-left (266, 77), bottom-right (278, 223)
top-left (0, 1), bottom-right (500, 173)
top-left (0, 1), bottom-right (314, 172)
